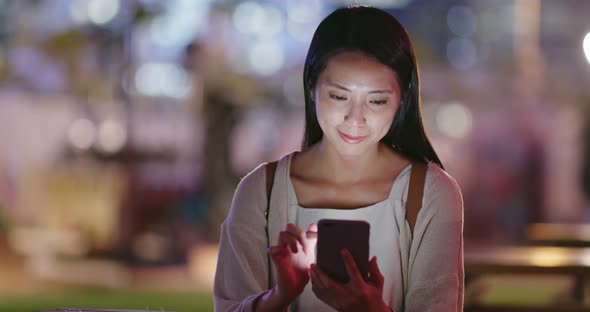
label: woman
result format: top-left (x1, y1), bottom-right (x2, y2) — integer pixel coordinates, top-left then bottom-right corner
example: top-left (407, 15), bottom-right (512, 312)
top-left (214, 6), bottom-right (463, 312)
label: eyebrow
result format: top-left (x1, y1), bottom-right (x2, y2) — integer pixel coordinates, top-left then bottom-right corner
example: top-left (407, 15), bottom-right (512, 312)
top-left (325, 81), bottom-right (394, 94)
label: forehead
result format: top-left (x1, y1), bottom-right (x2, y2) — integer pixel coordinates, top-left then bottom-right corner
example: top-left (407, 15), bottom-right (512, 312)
top-left (319, 51), bottom-right (400, 88)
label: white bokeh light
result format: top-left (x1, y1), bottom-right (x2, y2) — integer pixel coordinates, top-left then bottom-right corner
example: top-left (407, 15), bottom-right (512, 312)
top-left (148, 1), bottom-right (210, 48)
top-left (233, 3), bottom-right (283, 37)
top-left (97, 119), bottom-right (127, 154)
top-left (69, 0), bottom-right (89, 24)
top-left (262, 7), bottom-right (284, 37)
top-left (88, 0), bottom-right (119, 25)
top-left (583, 31), bottom-right (590, 64)
top-left (68, 118), bottom-right (96, 150)
top-left (135, 62), bottom-right (192, 99)
top-left (436, 102), bottom-right (473, 139)
top-left (248, 41), bottom-right (284, 76)
top-left (286, 0), bottom-right (320, 42)
top-left (233, 2), bottom-right (266, 34)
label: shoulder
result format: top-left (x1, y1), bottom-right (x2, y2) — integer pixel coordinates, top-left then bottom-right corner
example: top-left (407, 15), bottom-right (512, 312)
top-left (225, 163), bottom-right (267, 226)
top-left (233, 151), bottom-right (295, 201)
top-left (424, 163), bottom-right (460, 194)
top-left (235, 162), bottom-right (267, 197)
top-left (422, 162), bottom-right (463, 221)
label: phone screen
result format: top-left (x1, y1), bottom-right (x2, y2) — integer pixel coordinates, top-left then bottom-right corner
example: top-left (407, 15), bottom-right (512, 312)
top-left (316, 219), bottom-right (370, 283)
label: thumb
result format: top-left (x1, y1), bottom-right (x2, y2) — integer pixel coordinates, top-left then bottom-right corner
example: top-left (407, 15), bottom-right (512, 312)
top-left (304, 224), bottom-right (318, 255)
top-left (307, 223), bottom-right (318, 233)
top-left (306, 223), bottom-right (318, 240)
top-left (369, 256), bottom-right (384, 288)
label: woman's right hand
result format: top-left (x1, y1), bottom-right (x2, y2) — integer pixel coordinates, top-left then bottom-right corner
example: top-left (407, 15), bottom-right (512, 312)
top-left (268, 223), bottom-right (318, 306)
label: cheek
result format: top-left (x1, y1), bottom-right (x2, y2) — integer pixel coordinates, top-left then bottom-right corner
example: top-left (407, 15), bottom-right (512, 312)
top-left (373, 107), bottom-right (398, 132)
top-left (316, 100), bottom-right (344, 126)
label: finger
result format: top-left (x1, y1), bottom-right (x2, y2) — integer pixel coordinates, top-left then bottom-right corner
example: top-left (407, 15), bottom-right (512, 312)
top-left (307, 223), bottom-right (318, 233)
top-left (286, 223), bottom-right (306, 246)
top-left (310, 275), bottom-right (326, 303)
top-left (305, 224), bottom-right (318, 241)
top-left (278, 231), bottom-right (298, 253)
top-left (310, 276), bottom-right (332, 307)
top-left (269, 245), bottom-right (288, 263)
top-left (277, 231), bottom-right (291, 252)
top-left (368, 256), bottom-right (384, 288)
top-left (312, 263), bottom-right (344, 291)
top-left (311, 264), bottom-right (348, 308)
top-left (341, 249), bottom-right (365, 285)
top-left (304, 224), bottom-right (318, 254)
top-left (310, 264), bottom-right (327, 289)
top-left (309, 264), bottom-right (321, 287)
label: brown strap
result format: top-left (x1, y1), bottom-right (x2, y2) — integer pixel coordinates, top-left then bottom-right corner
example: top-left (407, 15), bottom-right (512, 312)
top-left (265, 161), bottom-right (278, 202)
top-left (264, 161), bottom-right (278, 289)
top-left (406, 162), bottom-right (428, 233)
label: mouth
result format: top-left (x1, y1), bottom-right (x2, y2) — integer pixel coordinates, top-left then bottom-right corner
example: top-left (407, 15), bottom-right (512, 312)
top-left (338, 131), bottom-right (367, 144)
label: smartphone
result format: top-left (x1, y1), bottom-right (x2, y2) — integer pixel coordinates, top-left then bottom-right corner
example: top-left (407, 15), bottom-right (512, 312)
top-left (316, 219), bottom-right (370, 283)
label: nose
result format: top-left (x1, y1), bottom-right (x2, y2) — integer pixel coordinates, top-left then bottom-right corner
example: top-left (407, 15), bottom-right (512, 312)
top-left (344, 101), bottom-right (366, 125)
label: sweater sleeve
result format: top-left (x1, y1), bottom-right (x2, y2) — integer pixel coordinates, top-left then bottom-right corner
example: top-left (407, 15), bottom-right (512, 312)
top-left (213, 163), bottom-right (272, 312)
top-left (405, 165), bottom-right (464, 312)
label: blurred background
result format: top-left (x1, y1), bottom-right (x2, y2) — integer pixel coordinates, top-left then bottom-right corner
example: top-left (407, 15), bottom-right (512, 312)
top-left (1, 0), bottom-right (590, 311)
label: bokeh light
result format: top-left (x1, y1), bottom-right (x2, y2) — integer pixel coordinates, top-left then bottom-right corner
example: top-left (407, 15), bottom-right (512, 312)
top-left (436, 102), bottom-right (473, 139)
top-left (135, 62), bottom-right (192, 99)
top-left (88, 0), bottom-right (119, 25)
top-left (148, 1), bottom-right (210, 49)
top-left (248, 41), bottom-right (284, 76)
top-left (447, 38), bottom-right (478, 70)
top-left (233, 2), bottom-right (283, 37)
top-left (583, 31), bottom-right (590, 64)
top-left (69, 0), bottom-right (89, 24)
top-left (233, 2), bottom-right (266, 34)
top-left (447, 5), bottom-right (477, 37)
top-left (97, 119), bottom-right (127, 154)
top-left (260, 7), bottom-right (284, 37)
top-left (68, 118), bottom-right (97, 150)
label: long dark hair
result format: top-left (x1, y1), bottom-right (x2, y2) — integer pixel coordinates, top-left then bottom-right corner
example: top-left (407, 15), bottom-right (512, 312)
top-left (302, 6), bottom-right (444, 169)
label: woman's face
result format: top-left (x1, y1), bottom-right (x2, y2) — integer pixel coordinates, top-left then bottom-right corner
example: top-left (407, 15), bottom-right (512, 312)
top-left (313, 51), bottom-right (401, 157)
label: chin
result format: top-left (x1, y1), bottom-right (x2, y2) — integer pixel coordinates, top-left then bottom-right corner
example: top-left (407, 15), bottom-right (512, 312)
top-left (334, 143), bottom-right (374, 158)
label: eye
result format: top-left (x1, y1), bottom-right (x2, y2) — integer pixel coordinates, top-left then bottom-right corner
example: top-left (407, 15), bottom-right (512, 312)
top-left (370, 99), bottom-right (388, 105)
top-left (329, 94), bottom-right (347, 101)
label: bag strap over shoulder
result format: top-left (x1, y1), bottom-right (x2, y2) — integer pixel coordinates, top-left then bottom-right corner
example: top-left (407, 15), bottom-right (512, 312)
top-left (265, 161), bottom-right (278, 204)
top-left (406, 161), bottom-right (428, 233)
top-left (264, 160), bottom-right (278, 289)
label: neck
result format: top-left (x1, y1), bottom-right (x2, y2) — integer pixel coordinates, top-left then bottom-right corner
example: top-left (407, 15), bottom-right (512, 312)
top-left (313, 141), bottom-right (386, 184)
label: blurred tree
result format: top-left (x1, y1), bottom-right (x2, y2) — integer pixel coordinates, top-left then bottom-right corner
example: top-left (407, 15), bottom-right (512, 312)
top-left (184, 5), bottom-right (273, 238)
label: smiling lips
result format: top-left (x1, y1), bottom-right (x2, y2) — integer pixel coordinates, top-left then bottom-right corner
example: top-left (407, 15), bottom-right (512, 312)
top-left (338, 131), bottom-right (367, 144)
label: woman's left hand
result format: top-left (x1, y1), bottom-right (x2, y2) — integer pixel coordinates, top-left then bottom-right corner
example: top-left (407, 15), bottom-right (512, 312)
top-left (310, 250), bottom-right (392, 312)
